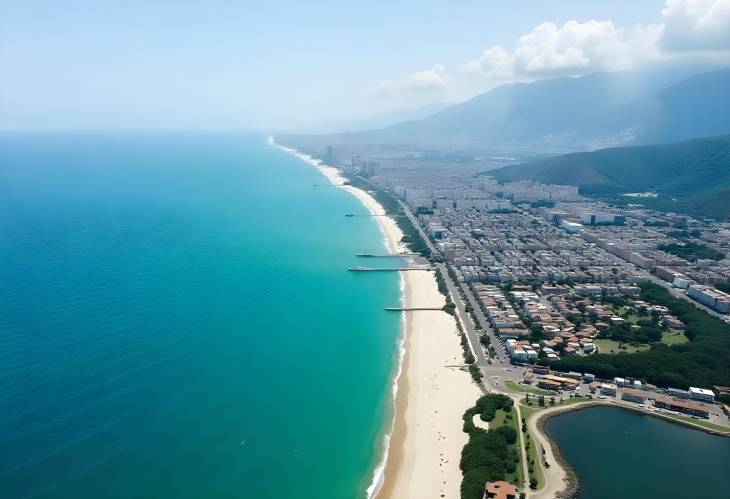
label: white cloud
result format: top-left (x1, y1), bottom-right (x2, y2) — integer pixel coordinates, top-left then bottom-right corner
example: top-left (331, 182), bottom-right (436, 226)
top-left (460, 20), bottom-right (662, 80)
top-left (660, 0), bottom-right (730, 52)
top-left (373, 64), bottom-right (447, 93)
top-left (383, 0), bottom-right (730, 96)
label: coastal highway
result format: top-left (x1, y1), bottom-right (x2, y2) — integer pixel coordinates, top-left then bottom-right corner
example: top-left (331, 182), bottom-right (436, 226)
top-left (456, 279), bottom-right (507, 362)
top-left (397, 199), bottom-right (490, 368)
top-left (437, 262), bottom-right (489, 368)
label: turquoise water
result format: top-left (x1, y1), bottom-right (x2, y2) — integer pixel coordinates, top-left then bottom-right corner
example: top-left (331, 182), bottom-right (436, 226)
top-left (545, 406), bottom-right (730, 499)
top-left (0, 133), bottom-right (403, 498)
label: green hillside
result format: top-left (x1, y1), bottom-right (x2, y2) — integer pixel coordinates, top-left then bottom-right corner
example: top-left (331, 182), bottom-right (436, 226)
top-left (489, 135), bottom-right (730, 220)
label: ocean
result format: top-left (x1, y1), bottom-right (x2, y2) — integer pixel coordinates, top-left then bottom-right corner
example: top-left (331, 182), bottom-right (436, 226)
top-left (544, 406), bottom-right (730, 498)
top-left (0, 132), bottom-right (403, 498)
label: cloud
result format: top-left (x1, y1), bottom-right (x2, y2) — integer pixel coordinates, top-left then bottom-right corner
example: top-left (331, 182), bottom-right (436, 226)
top-left (374, 64), bottom-right (447, 93)
top-left (460, 20), bottom-right (662, 80)
top-left (372, 0), bottom-right (730, 102)
top-left (660, 0), bottom-right (730, 52)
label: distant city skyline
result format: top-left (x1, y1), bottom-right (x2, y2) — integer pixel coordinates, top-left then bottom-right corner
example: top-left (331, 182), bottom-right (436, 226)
top-left (2, 0), bottom-right (728, 131)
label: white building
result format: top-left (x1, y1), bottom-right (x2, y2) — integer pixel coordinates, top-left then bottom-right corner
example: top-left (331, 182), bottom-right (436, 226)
top-left (689, 387), bottom-right (715, 402)
top-left (560, 220), bottom-right (583, 233)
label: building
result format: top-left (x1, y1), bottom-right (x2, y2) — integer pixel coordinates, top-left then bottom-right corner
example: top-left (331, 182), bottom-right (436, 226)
top-left (688, 284), bottom-right (730, 313)
top-left (689, 387), bottom-right (715, 403)
top-left (537, 379), bottom-right (562, 391)
top-left (560, 220), bottom-right (583, 233)
top-left (622, 388), bottom-right (648, 404)
top-left (484, 481), bottom-right (517, 499)
top-left (601, 383), bottom-right (617, 396)
top-left (540, 374), bottom-right (579, 390)
top-left (668, 388), bottom-right (690, 399)
top-left (580, 212), bottom-right (624, 226)
top-left (654, 396), bottom-right (711, 418)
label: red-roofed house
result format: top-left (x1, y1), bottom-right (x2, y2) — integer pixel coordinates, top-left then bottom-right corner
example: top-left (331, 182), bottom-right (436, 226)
top-left (484, 480), bottom-right (517, 499)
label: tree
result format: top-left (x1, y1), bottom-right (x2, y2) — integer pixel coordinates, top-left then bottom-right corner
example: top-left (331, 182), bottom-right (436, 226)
top-left (530, 477), bottom-right (538, 489)
top-left (494, 425), bottom-right (518, 445)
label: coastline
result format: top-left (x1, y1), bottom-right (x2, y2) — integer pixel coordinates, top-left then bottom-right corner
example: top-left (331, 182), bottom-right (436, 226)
top-left (269, 139), bottom-right (405, 498)
top-left (375, 271), bottom-right (481, 499)
top-left (272, 138), bottom-right (481, 499)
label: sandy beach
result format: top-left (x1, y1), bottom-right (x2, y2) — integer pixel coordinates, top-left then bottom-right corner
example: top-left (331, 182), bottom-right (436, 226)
top-left (274, 141), bottom-right (481, 499)
top-left (376, 271), bottom-right (482, 499)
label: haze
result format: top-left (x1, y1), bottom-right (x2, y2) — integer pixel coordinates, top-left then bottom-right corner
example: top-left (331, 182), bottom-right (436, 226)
top-left (1, 0), bottom-right (728, 131)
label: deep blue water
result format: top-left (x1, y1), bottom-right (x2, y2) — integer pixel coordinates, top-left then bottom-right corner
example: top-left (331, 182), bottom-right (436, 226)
top-left (0, 133), bottom-right (403, 498)
top-left (545, 406), bottom-right (730, 499)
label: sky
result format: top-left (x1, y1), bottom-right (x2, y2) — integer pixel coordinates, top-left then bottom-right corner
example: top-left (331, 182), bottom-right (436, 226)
top-left (1, 0), bottom-right (729, 131)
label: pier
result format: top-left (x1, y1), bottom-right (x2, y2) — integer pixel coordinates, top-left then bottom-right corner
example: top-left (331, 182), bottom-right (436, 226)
top-left (355, 253), bottom-right (418, 258)
top-left (347, 267), bottom-right (432, 272)
top-left (385, 307), bottom-right (444, 311)
top-left (345, 214), bottom-right (405, 218)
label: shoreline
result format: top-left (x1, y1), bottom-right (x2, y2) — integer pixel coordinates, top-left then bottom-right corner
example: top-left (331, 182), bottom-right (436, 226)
top-left (375, 268), bottom-right (482, 499)
top-left (526, 399), bottom-right (730, 498)
top-left (269, 138), bottom-right (408, 498)
top-left (272, 138), bottom-right (481, 499)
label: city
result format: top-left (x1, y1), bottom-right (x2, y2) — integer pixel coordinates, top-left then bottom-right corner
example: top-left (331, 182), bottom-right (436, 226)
top-left (278, 136), bottom-right (730, 497)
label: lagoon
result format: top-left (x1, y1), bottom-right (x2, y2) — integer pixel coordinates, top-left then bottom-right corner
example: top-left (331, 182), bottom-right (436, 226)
top-left (544, 406), bottom-right (730, 499)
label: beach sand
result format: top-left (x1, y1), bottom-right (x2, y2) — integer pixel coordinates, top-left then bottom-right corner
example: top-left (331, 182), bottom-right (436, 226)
top-left (376, 271), bottom-right (481, 499)
top-left (274, 141), bottom-right (480, 499)
top-left (312, 159), bottom-right (481, 499)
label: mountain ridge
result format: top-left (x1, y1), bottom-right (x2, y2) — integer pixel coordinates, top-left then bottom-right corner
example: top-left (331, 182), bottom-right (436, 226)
top-left (339, 66), bottom-right (730, 149)
top-left (488, 134), bottom-right (730, 220)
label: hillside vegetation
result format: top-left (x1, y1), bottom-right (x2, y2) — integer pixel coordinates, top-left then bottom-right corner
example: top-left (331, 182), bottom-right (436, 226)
top-left (489, 134), bottom-right (730, 220)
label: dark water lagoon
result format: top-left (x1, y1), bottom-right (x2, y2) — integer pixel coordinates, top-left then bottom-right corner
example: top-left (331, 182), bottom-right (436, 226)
top-left (545, 406), bottom-right (730, 499)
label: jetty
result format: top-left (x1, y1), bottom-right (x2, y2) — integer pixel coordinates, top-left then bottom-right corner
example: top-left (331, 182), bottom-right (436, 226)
top-left (345, 214), bottom-right (405, 218)
top-left (345, 214), bottom-right (392, 217)
top-left (385, 307), bottom-right (443, 311)
top-left (347, 266), bottom-right (432, 272)
top-left (355, 253), bottom-right (418, 258)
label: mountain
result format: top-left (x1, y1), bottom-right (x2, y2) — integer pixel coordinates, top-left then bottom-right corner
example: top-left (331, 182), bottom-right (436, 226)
top-left (307, 102), bottom-right (452, 134)
top-left (488, 134), bottom-right (730, 220)
top-left (345, 66), bottom-right (730, 149)
top-left (625, 69), bottom-right (730, 144)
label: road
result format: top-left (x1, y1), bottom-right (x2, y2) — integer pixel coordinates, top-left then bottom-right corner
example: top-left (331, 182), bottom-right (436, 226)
top-left (436, 262), bottom-right (489, 367)
top-left (644, 273), bottom-right (730, 322)
top-left (457, 280), bottom-right (507, 361)
top-left (397, 199), bottom-right (490, 368)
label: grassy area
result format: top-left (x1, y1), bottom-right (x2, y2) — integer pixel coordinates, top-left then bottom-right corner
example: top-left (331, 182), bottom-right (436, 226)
top-left (518, 395), bottom-right (594, 489)
top-left (520, 395), bottom-right (592, 413)
top-left (661, 330), bottom-right (689, 345)
top-left (505, 380), bottom-right (551, 395)
top-left (492, 408), bottom-right (524, 486)
top-left (663, 414), bottom-right (730, 434)
top-left (518, 403), bottom-right (539, 422)
top-left (616, 306), bottom-right (641, 324)
top-left (594, 338), bottom-right (650, 354)
top-left (522, 423), bottom-right (543, 490)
